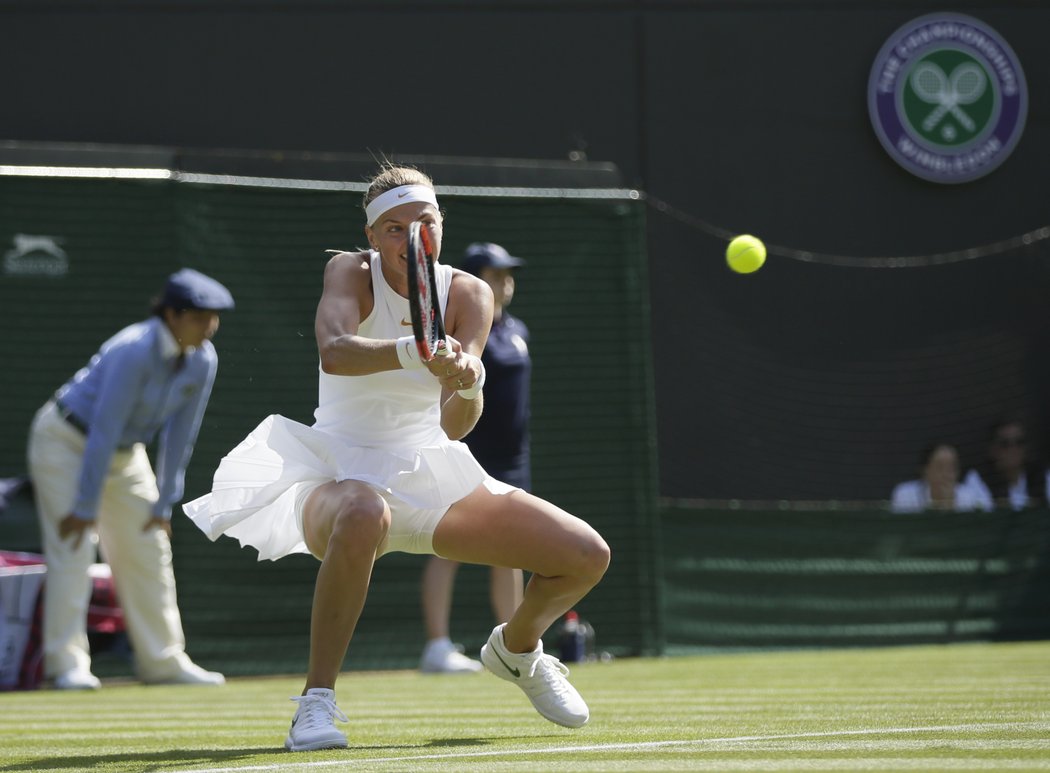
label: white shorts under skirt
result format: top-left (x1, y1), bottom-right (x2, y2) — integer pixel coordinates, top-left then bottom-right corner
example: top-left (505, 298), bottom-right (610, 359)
top-left (182, 414), bottom-right (514, 561)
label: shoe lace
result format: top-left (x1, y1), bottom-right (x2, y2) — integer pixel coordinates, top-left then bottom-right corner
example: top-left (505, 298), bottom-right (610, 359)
top-left (290, 693), bottom-right (349, 731)
top-left (527, 654), bottom-right (573, 697)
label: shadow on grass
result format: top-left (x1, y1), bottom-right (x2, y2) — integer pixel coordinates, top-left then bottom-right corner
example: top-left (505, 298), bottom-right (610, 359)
top-left (1, 737), bottom-right (556, 771)
top-left (0, 748), bottom-right (281, 772)
top-left (421, 735), bottom-right (557, 749)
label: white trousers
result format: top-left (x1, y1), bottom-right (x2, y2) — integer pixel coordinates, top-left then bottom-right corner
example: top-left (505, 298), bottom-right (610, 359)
top-left (27, 401), bottom-right (195, 681)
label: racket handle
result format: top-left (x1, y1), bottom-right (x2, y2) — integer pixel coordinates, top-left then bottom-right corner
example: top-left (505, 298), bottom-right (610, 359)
top-left (435, 340), bottom-right (449, 357)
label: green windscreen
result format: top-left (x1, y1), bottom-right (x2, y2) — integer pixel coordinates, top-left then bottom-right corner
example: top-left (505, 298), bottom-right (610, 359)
top-left (660, 503), bottom-right (1050, 653)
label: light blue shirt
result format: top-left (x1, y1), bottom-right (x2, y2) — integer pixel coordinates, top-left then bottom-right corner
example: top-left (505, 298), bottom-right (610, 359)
top-left (889, 479), bottom-right (991, 514)
top-left (56, 317), bottom-right (218, 521)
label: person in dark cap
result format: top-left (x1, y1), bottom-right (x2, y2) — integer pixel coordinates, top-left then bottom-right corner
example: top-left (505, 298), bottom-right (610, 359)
top-left (418, 241), bottom-right (533, 673)
top-left (461, 242), bottom-right (526, 274)
top-left (26, 268), bottom-right (234, 690)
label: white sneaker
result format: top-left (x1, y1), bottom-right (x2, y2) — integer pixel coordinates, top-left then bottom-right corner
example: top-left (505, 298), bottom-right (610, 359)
top-left (53, 667), bottom-right (101, 691)
top-left (285, 688), bottom-right (349, 752)
top-left (144, 662), bottom-right (226, 686)
top-left (420, 637), bottom-right (484, 674)
top-left (480, 623), bottom-right (589, 728)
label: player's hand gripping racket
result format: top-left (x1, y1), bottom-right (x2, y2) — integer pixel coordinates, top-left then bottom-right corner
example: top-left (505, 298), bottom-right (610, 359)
top-left (406, 221), bottom-right (447, 360)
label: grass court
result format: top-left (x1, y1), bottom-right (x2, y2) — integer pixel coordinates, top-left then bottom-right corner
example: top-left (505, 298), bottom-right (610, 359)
top-left (2, 639), bottom-right (1048, 772)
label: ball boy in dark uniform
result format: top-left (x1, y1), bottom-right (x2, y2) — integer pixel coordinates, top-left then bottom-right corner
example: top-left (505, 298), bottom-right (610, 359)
top-left (419, 242), bottom-right (532, 673)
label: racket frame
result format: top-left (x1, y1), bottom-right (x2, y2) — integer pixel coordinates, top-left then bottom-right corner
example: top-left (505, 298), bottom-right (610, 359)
top-left (406, 221), bottom-right (447, 361)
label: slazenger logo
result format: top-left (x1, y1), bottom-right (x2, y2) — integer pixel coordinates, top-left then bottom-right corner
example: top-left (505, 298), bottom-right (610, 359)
top-left (3, 234), bottom-right (69, 276)
top-left (868, 13), bottom-right (1027, 183)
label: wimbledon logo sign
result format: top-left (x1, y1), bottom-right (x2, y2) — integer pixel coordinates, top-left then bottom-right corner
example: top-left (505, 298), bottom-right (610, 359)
top-left (868, 13), bottom-right (1027, 183)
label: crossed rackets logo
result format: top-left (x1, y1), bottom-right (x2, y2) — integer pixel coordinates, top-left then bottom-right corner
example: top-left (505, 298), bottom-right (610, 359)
top-left (868, 13), bottom-right (1027, 183)
top-left (909, 60), bottom-right (987, 140)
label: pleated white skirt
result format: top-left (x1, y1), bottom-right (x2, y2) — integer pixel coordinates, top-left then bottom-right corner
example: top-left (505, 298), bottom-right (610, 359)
top-left (182, 414), bottom-right (497, 561)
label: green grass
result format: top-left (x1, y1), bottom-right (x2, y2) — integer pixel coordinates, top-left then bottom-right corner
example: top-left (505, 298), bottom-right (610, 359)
top-left (2, 641), bottom-right (1049, 772)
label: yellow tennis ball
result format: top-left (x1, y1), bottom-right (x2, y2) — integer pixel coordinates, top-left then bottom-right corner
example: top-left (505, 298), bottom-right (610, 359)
top-left (726, 235), bottom-right (767, 274)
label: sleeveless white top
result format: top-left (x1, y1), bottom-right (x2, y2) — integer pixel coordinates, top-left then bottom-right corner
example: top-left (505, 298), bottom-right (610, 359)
top-left (313, 250), bottom-right (450, 449)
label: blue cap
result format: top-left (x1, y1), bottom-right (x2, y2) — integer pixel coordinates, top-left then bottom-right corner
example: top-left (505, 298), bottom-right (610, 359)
top-left (461, 243), bottom-right (525, 276)
top-left (162, 268), bottom-right (235, 311)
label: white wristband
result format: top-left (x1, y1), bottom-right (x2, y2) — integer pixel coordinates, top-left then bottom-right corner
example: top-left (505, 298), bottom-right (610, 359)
top-left (395, 336), bottom-right (426, 371)
top-left (457, 361), bottom-right (486, 400)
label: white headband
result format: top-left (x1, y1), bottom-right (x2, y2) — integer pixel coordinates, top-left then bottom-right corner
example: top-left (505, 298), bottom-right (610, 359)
top-left (365, 184), bottom-right (439, 226)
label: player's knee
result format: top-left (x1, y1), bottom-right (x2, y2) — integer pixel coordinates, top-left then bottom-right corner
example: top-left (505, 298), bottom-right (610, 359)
top-left (576, 533), bottom-right (611, 586)
top-left (329, 495), bottom-right (389, 551)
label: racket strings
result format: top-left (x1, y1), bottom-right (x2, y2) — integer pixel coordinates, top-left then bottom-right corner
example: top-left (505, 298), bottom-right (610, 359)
top-left (408, 221), bottom-right (444, 359)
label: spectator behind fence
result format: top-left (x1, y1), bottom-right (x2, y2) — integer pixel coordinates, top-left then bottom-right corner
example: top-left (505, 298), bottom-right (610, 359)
top-left (418, 242), bottom-right (530, 674)
top-left (963, 418), bottom-right (1048, 511)
top-left (27, 268), bottom-right (233, 691)
top-left (890, 442), bottom-right (990, 513)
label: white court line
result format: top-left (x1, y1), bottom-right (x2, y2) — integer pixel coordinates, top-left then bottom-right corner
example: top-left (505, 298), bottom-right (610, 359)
top-left (163, 722), bottom-right (1050, 773)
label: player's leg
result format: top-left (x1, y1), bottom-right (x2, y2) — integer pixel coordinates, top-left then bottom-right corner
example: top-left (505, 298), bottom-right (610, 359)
top-left (432, 486), bottom-right (609, 727)
top-left (300, 478), bottom-right (390, 689)
top-left (434, 487), bottom-right (608, 650)
top-left (286, 478), bottom-right (389, 752)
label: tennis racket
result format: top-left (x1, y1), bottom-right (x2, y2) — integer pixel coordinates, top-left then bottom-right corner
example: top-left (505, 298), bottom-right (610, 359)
top-left (406, 221), bottom-right (447, 360)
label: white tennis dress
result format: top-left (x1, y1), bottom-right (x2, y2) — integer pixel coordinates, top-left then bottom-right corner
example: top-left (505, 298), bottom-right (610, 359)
top-left (183, 251), bottom-right (501, 560)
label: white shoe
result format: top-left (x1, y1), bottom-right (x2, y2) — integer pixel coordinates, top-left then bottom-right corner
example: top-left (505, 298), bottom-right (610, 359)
top-left (420, 637), bottom-right (484, 674)
top-left (480, 623), bottom-right (589, 728)
top-left (144, 662), bottom-right (225, 686)
top-left (53, 667), bottom-right (101, 691)
top-left (285, 688), bottom-right (349, 752)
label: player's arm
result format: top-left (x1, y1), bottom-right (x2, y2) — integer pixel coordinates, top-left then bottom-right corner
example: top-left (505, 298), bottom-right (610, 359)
top-left (437, 270), bottom-right (494, 440)
top-left (316, 252), bottom-right (401, 376)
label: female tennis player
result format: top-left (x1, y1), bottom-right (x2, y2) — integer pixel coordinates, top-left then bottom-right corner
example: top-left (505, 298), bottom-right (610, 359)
top-left (183, 164), bottom-right (610, 751)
